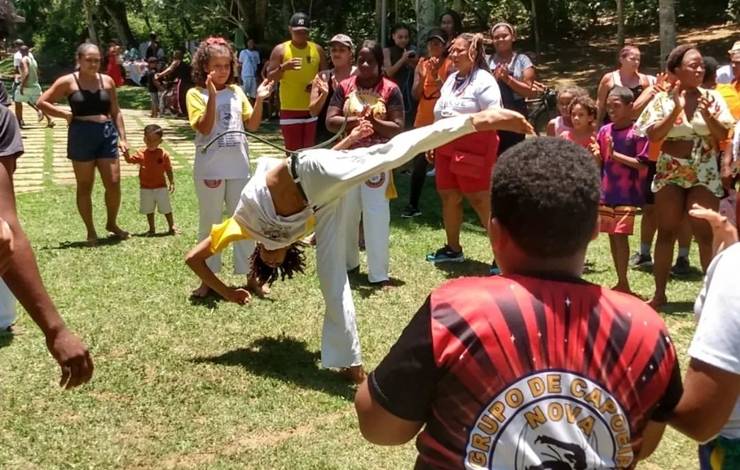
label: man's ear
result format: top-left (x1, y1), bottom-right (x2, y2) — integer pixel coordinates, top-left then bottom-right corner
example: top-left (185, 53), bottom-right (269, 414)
top-left (488, 217), bottom-right (504, 252)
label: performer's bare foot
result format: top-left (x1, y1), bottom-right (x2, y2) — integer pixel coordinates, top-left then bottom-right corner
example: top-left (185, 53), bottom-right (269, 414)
top-left (246, 276), bottom-right (270, 298)
top-left (167, 226), bottom-right (180, 235)
top-left (339, 365), bottom-right (367, 384)
top-left (145, 229), bottom-right (156, 237)
top-left (106, 223), bottom-right (129, 240)
top-left (191, 283), bottom-right (211, 298)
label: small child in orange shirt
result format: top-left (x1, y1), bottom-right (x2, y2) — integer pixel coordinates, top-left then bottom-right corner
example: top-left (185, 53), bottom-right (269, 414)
top-left (125, 124), bottom-right (177, 235)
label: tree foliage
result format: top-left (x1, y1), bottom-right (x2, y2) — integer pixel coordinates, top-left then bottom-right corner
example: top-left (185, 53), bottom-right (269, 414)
top-left (8, 0), bottom-right (737, 77)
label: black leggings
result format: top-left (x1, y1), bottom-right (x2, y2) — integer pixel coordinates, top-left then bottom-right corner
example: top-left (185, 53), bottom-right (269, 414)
top-left (408, 153), bottom-right (429, 209)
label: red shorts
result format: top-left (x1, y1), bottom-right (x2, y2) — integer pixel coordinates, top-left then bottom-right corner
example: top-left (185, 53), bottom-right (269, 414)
top-left (434, 131), bottom-right (499, 194)
top-left (599, 205), bottom-right (637, 235)
top-left (280, 110), bottom-right (317, 151)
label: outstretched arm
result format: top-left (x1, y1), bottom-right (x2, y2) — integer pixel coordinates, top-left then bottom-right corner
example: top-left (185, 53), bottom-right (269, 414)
top-left (0, 160), bottom-right (93, 389)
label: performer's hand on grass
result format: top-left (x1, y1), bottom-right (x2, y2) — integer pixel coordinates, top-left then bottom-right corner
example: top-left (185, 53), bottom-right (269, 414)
top-left (46, 327), bottom-right (94, 389)
top-left (226, 287), bottom-right (251, 305)
top-left (690, 203), bottom-right (738, 254)
top-left (0, 218), bottom-right (13, 276)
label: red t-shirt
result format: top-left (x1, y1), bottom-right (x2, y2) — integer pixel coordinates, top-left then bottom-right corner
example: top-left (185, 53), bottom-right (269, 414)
top-left (370, 274), bottom-right (681, 469)
top-left (127, 148), bottom-right (172, 189)
top-left (329, 75), bottom-right (404, 149)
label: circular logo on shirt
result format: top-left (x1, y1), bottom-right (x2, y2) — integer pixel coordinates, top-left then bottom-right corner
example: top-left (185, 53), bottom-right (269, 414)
top-left (464, 372), bottom-right (632, 470)
top-left (365, 172), bottom-right (386, 189)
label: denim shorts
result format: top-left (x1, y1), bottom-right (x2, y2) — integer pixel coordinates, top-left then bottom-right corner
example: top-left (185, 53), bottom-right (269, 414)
top-left (67, 120), bottom-right (119, 161)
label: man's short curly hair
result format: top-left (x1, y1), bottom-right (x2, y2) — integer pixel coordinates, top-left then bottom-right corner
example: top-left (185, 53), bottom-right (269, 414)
top-left (491, 137), bottom-right (600, 258)
top-left (249, 243), bottom-right (307, 286)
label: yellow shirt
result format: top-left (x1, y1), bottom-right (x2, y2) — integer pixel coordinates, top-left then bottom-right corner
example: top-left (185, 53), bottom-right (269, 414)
top-left (717, 82), bottom-right (740, 120)
top-left (209, 216), bottom-right (316, 255)
top-left (279, 40), bottom-right (321, 111)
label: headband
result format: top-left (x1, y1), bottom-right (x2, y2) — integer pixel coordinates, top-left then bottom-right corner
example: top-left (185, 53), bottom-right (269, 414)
top-left (491, 22), bottom-right (516, 37)
top-left (205, 36), bottom-right (228, 47)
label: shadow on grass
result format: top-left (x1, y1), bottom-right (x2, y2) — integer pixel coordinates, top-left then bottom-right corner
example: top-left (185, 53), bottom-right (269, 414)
top-left (347, 270), bottom-right (406, 298)
top-left (0, 334), bottom-right (13, 349)
top-left (191, 335), bottom-right (354, 400)
top-left (43, 236), bottom-right (126, 250)
top-left (660, 301), bottom-right (696, 316)
top-left (434, 259), bottom-right (492, 278)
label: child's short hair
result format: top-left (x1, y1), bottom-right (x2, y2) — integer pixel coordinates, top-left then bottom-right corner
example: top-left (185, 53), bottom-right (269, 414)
top-left (144, 124), bottom-right (163, 138)
top-left (191, 36), bottom-right (236, 88)
top-left (556, 84), bottom-right (588, 100)
top-left (568, 95), bottom-right (597, 118)
top-left (249, 243), bottom-right (306, 285)
top-left (491, 137), bottom-right (600, 259)
top-left (607, 85), bottom-right (635, 105)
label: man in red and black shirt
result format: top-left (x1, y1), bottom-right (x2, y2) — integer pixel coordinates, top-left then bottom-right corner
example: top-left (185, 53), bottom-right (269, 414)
top-left (355, 137), bottom-right (682, 469)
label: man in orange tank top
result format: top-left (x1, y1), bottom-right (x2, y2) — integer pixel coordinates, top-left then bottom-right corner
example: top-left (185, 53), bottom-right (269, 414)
top-left (266, 12), bottom-right (327, 151)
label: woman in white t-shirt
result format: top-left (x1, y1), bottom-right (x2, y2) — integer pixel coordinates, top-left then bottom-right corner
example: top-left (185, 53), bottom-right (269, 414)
top-left (186, 37), bottom-right (272, 298)
top-left (426, 33), bottom-right (503, 271)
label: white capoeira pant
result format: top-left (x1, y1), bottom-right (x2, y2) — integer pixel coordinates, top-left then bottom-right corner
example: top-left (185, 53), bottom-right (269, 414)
top-left (0, 279), bottom-right (16, 330)
top-left (195, 177), bottom-right (255, 274)
top-left (343, 172), bottom-right (390, 283)
top-left (287, 115), bottom-right (476, 368)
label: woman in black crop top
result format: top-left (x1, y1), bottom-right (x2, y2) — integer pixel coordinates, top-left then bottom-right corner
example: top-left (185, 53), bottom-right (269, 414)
top-left (596, 45), bottom-right (654, 125)
top-left (37, 43), bottom-right (130, 246)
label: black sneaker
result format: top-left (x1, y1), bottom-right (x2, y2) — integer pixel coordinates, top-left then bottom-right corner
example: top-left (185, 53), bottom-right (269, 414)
top-left (426, 245), bottom-right (464, 263)
top-left (671, 256), bottom-right (691, 277)
top-left (401, 205), bottom-right (422, 218)
top-left (489, 261), bottom-right (501, 276)
top-left (629, 252), bottom-right (653, 268)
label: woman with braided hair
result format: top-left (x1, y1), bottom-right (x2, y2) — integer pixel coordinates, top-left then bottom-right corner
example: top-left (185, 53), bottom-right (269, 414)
top-left (185, 107), bottom-right (533, 382)
top-left (425, 33), bottom-right (504, 274)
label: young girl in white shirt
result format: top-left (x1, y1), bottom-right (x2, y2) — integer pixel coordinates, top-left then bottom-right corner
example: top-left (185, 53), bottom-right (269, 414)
top-left (186, 36), bottom-right (272, 298)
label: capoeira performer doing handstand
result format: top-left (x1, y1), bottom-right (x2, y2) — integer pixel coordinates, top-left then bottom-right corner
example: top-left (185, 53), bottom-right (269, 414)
top-left (186, 107), bottom-right (533, 381)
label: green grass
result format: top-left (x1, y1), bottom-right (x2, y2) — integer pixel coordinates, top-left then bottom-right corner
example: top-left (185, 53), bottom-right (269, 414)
top-left (116, 85), bottom-right (152, 111)
top-left (1, 162), bottom-right (702, 468)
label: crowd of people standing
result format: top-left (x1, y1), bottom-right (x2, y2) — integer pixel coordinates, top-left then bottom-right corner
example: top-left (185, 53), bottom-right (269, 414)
top-left (2, 10), bottom-right (740, 470)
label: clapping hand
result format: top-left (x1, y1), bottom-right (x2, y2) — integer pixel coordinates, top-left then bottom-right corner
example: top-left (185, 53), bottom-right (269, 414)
top-left (283, 58), bottom-right (303, 71)
top-left (669, 80), bottom-right (686, 109)
top-left (0, 218), bottom-right (13, 276)
top-left (698, 92), bottom-right (719, 118)
top-left (205, 71), bottom-right (218, 96)
top-left (312, 75), bottom-right (329, 96)
top-left (256, 79), bottom-right (275, 100)
top-left (493, 65), bottom-right (510, 83)
top-left (588, 136), bottom-right (602, 163)
top-left (349, 119), bottom-right (374, 141)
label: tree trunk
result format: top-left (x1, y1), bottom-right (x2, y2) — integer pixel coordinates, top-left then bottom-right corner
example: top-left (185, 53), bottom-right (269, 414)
top-left (616, 0), bottom-right (625, 48)
top-left (100, 0), bottom-right (136, 48)
top-left (254, 0), bottom-right (267, 43)
top-left (659, 0), bottom-right (676, 68)
top-left (416, 0), bottom-right (438, 51)
top-left (83, 0), bottom-right (98, 44)
top-left (531, 0), bottom-right (540, 56)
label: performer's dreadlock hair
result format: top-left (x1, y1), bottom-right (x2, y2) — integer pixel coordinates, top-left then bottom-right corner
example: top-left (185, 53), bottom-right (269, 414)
top-left (249, 243), bottom-right (307, 285)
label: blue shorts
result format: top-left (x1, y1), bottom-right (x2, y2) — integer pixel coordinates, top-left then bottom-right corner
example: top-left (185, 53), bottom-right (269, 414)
top-left (67, 120), bottom-right (119, 161)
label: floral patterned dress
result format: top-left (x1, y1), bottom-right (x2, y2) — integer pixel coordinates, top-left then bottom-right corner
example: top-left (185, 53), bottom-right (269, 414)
top-left (635, 88), bottom-right (734, 197)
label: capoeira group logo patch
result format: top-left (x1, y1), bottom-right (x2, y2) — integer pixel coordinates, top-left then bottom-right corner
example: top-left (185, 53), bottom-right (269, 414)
top-left (365, 172), bottom-right (386, 189)
top-left (465, 371), bottom-right (633, 469)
